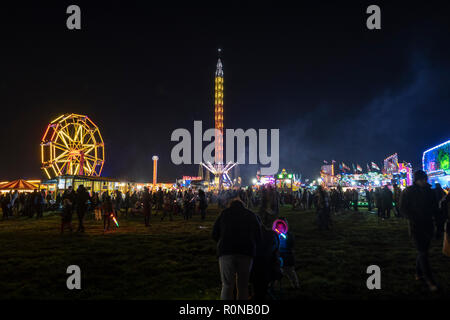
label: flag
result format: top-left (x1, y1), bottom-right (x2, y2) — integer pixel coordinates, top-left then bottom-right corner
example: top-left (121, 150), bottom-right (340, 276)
top-left (323, 160), bottom-right (328, 164)
top-left (356, 164), bottom-right (362, 172)
top-left (342, 162), bottom-right (350, 171)
top-left (366, 163), bottom-right (371, 172)
top-left (352, 163), bottom-right (356, 172)
top-left (371, 162), bottom-right (380, 170)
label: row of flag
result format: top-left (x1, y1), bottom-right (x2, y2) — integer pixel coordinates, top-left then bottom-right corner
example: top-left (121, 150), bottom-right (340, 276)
top-left (324, 160), bottom-right (380, 173)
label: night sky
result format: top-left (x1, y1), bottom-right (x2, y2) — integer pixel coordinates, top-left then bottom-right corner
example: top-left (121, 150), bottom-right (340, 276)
top-left (1, 1), bottom-right (449, 183)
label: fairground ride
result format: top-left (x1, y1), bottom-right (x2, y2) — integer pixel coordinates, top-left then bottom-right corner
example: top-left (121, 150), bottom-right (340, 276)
top-left (40, 114), bottom-right (105, 179)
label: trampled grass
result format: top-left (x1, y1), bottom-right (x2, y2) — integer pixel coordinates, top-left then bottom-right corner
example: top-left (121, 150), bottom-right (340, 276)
top-left (0, 205), bottom-right (449, 299)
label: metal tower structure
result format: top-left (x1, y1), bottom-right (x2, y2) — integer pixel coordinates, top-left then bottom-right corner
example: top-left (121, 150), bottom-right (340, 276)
top-left (201, 49), bottom-right (236, 190)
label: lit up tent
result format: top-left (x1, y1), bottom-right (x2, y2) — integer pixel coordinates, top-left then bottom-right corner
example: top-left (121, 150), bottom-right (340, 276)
top-left (0, 179), bottom-right (38, 192)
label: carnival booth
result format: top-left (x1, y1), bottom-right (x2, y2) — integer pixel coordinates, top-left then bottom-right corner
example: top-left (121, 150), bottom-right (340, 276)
top-left (423, 140), bottom-right (450, 188)
top-left (275, 169), bottom-right (300, 192)
top-left (0, 179), bottom-right (39, 193)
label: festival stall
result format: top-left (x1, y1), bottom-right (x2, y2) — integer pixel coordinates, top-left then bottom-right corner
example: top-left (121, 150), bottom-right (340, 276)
top-left (423, 139), bottom-right (450, 188)
top-left (0, 179), bottom-right (39, 193)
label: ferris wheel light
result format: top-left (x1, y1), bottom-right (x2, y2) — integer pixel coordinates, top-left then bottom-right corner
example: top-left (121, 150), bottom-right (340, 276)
top-left (41, 113), bottom-right (105, 178)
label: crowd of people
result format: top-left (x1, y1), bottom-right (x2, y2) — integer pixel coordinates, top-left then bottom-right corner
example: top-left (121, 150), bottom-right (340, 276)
top-left (1, 169), bottom-right (449, 297)
top-left (210, 171), bottom-right (450, 298)
top-left (1, 189), bottom-right (49, 220)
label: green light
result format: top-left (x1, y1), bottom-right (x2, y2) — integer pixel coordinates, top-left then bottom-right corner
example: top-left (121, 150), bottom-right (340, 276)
top-left (278, 174), bottom-right (282, 178)
top-left (288, 174), bottom-right (292, 178)
top-left (439, 151), bottom-right (449, 170)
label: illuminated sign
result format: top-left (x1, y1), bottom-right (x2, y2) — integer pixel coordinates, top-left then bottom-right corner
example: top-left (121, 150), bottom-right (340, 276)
top-left (182, 176), bottom-right (202, 181)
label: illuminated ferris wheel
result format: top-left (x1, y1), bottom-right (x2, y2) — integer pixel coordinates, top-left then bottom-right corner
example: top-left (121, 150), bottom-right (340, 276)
top-left (41, 114), bottom-right (105, 179)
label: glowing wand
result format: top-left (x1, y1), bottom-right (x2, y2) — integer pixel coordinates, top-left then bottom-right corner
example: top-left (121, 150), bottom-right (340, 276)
top-left (275, 228), bottom-right (286, 239)
top-left (110, 214), bottom-right (119, 227)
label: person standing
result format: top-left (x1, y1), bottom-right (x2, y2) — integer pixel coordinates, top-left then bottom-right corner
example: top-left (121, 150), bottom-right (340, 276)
top-left (374, 188), bottom-right (382, 218)
top-left (102, 194), bottom-right (113, 232)
top-left (75, 185), bottom-right (90, 232)
top-left (316, 186), bottom-right (330, 230)
top-left (35, 190), bottom-right (45, 219)
top-left (114, 190), bottom-right (122, 218)
top-left (1, 194), bottom-right (9, 220)
top-left (277, 218), bottom-right (299, 289)
top-left (61, 186), bottom-right (75, 233)
top-left (352, 189), bottom-right (359, 211)
top-left (365, 189), bottom-right (372, 212)
top-left (161, 193), bottom-right (173, 221)
top-left (124, 191), bottom-right (131, 217)
top-left (198, 189), bottom-right (208, 220)
top-left (212, 198), bottom-right (262, 300)
top-left (92, 192), bottom-right (101, 221)
top-left (251, 223), bottom-right (281, 300)
top-left (393, 184), bottom-right (402, 217)
top-left (400, 170), bottom-right (439, 292)
top-left (381, 186), bottom-right (393, 219)
top-left (434, 183), bottom-right (447, 240)
top-left (142, 187), bottom-right (152, 227)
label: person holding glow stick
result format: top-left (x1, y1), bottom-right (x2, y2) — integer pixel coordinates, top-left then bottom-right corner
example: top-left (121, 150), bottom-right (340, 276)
top-left (273, 218), bottom-right (299, 289)
top-left (102, 193), bottom-right (113, 232)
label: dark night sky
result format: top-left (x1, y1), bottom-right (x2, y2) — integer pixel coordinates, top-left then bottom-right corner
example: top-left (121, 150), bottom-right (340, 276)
top-left (0, 1), bottom-right (449, 183)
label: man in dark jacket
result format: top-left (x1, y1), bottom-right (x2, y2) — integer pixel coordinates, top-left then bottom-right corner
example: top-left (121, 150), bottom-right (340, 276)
top-left (400, 170), bottom-right (439, 292)
top-left (142, 187), bottom-right (152, 227)
top-left (198, 189), bottom-right (208, 220)
top-left (75, 185), bottom-right (90, 232)
top-left (381, 186), bottom-right (393, 219)
top-left (251, 224), bottom-right (280, 300)
top-left (393, 184), bottom-right (402, 217)
top-left (212, 198), bottom-right (262, 300)
top-left (434, 183), bottom-right (447, 240)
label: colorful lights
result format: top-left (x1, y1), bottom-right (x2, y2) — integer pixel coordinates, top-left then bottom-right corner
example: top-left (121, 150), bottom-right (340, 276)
top-left (152, 156), bottom-right (159, 185)
top-left (275, 229), bottom-right (287, 239)
top-left (214, 53), bottom-right (224, 165)
top-left (201, 49), bottom-right (236, 190)
top-left (41, 114), bottom-right (105, 179)
top-left (272, 219), bottom-right (288, 239)
top-left (110, 214), bottom-right (119, 227)
top-left (423, 139), bottom-right (450, 187)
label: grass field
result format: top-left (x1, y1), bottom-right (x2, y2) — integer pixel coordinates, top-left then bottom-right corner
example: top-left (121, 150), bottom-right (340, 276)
top-left (0, 205), bottom-right (449, 300)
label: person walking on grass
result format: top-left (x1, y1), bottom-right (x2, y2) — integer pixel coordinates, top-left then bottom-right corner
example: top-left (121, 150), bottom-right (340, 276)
top-left (316, 186), bottom-right (330, 230)
top-left (142, 187), bottom-right (152, 227)
top-left (61, 186), bottom-right (75, 233)
top-left (276, 218), bottom-right (299, 289)
top-left (212, 198), bottom-right (262, 300)
top-left (75, 185), bottom-right (90, 233)
top-left (393, 184), bottom-right (402, 217)
top-left (381, 185), bottom-right (393, 219)
top-left (434, 183), bottom-right (447, 240)
top-left (102, 194), bottom-right (114, 232)
top-left (161, 193), bottom-right (173, 221)
top-left (198, 189), bottom-right (208, 220)
top-left (92, 192), bottom-right (102, 221)
top-left (400, 170), bottom-right (439, 292)
top-left (251, 222), bottom-right (281, 300)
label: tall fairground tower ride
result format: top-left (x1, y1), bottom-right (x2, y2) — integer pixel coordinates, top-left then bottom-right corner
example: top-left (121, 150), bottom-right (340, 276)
top-left (202, 49), bottom-right (236, 190)
top-left (214, 50), bottom-right (224, 165)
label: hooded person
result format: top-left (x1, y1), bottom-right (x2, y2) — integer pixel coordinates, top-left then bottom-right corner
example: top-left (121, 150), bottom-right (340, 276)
top-left (275, 218), bottom-right (299, 289)
top-left (400, 170), bottom-right (439, 292)
top-left (212, 198), bottom-right (262, 300)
